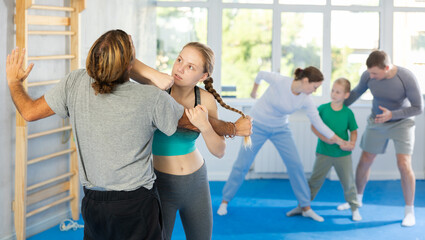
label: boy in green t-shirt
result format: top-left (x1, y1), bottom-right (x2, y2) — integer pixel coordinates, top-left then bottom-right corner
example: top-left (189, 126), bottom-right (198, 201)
top-left (309, 78), bottom-right (361, 221)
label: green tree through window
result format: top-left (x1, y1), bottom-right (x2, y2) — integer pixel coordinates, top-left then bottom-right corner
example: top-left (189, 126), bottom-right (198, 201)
top-left (221, 9), bottom-right (272, 98)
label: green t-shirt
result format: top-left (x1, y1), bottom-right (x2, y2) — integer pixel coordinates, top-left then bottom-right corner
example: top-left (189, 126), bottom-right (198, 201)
top-left (316, 102), bottom-right (358, 157)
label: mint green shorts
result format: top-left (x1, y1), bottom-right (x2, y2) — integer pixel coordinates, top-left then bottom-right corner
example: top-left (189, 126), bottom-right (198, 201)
top-left (360, 116), bottom-right (415, 155)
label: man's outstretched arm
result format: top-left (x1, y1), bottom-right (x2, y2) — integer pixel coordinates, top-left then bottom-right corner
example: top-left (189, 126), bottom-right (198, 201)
top-left (178, 112), bottom-right (252, 137)
top-left (7, 48), bottom-right (55, 121)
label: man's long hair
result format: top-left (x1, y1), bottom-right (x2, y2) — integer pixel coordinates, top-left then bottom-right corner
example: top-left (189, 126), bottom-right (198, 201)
top-left (86, 29), bottom-right (133, 95)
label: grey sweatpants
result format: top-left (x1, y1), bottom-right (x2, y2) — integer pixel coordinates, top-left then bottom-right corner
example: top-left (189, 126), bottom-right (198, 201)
top-left (155, 163), bottom-right (212, 240)
top-left (308, 153), bottom-right (360, 211)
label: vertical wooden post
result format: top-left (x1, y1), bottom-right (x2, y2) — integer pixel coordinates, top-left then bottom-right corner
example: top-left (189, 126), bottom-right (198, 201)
top-left (69, 0), bottom-right (84, 221)
top-left (14, 128), bottom-right (27, 240)
top-left (70, 0), bottom-right (81, 71)
top-left (69, 132), bottom-right (79, 220)
top-left (14, 0), bottom-right (32, 239)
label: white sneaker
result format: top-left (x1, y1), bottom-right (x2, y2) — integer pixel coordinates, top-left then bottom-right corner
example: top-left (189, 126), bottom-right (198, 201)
top-left (286, 206), bottom-right (302, 217)
top-left (401, 213), bottom-right (415, 227)
top-left (352, 209), bottom-right (362, 221)
top-left (217, 203), bottom-right (228, 216)
top-left (302, 209), bottom-right (324, 222)
top-left (337, 202), bottom-right (362, 211)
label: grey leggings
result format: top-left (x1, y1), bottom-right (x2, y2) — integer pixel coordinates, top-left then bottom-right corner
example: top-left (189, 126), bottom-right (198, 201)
top-left (155, 163), bottom-right (212, 240)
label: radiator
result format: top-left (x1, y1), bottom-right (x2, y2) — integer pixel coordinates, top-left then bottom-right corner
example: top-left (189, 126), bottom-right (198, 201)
top-left (253, 116), bottom-right (317, 174)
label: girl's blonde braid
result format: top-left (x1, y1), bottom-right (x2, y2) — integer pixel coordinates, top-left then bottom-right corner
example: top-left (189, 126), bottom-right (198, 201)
top-left (204, 78), bottom-right (252, 147)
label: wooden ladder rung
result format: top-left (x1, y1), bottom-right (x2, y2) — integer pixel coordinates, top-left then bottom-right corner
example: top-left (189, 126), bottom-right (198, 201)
top-left (28, 148), bottom-right (75, 165)
top-left (27, 80), bottom-right (60, 87)
top-left (27, 172), bottom-right (74, 191)
top-left (27, 15), bottom-right (70, 26)
top-left (27, 181), bottom-right (70, 206)
top-left (28, 55), bottom-right (75, 61)
top-left (28, 126), bottom-right (72, 139)
top-left (26, 195), bottom-right (74, 218)
top-left (28, 30), bottom-right (75, 35)
top-left (30, 5), bottom-right (75, 12)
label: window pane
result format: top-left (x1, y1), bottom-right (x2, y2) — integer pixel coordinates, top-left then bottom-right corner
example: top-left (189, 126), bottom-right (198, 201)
top-left (394, 0), bottom-right (425, 7)
top-left (156, 7), bottom-right (207, 73)
top-left (281, 12), bottom-right (323, 96)
top-left (222, 9), bottom-right (272, 98)
top-left (280, 0), bottom-right (325, 5)
top-left (331, 0), bottom-right (379, 6)
top-left (223, 0), bottom-right (273, 3)
top-left (394, 12), bottom-right (425, 94)
top-left (331, 11), bottom-right (379, 99)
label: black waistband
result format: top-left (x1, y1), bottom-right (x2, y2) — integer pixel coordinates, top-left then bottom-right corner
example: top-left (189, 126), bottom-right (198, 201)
top-left (83, 184), bottom-right (157, 201)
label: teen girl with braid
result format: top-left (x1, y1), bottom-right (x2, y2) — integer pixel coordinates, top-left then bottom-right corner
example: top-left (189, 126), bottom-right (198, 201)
top-left (217, 67), bottom-right (350, 222)
top-left (151, 42), bottom-right (248, 240)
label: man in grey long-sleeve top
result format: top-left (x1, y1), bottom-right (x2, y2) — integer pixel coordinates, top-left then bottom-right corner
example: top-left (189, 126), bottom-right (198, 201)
top-left (339, 50), bottom-right (423, 227)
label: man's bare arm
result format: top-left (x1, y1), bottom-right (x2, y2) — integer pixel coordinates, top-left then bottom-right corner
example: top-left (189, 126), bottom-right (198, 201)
top-left (7, 48), bottom-right (55, 121)
top-left (9, 83), bottom-right (54, 121)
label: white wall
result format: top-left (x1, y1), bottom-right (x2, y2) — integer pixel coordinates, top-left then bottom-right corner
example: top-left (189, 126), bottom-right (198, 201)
top-left (1, 1), bottom-right (17, 239)
top-left (0, 1), bottom-right (156, 239)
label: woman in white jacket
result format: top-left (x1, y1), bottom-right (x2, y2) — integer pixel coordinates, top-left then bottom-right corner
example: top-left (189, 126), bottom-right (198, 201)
top-left (217, 67), bottom-right (348, 222)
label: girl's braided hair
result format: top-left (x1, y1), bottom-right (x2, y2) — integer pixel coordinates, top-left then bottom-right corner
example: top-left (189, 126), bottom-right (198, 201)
top-left (204, 77), bottom-right (246, 118)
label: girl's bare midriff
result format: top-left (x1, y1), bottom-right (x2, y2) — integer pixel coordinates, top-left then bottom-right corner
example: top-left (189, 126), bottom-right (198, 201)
top-left (153, 149), bottom-right (204, 175)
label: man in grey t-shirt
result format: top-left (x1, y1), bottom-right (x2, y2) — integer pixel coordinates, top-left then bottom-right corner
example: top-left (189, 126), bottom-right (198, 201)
top-left (6, 30), bottom-right (251, 239)
top-left (7, 30), bottom-right (179, 239)
top-left (340, 50), bottom-right (423, 227)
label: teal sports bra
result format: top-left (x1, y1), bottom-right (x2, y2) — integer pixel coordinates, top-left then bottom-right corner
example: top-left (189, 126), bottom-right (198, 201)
top-left (152, 86), bottom-right (201, 156)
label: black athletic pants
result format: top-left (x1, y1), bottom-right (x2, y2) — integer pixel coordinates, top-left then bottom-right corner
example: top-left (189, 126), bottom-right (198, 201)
top-left (82, 184), bottom-right (165, 240)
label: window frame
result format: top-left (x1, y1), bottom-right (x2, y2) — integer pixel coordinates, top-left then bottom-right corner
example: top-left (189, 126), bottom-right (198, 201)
top-left (156, 0), bottom-right (425, 103)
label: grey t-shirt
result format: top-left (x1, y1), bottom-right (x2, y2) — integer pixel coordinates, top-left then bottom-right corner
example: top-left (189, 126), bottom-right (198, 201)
top-left (345, 66), bottom-right (423, 121)
top-left (44, 69), bottom-right (184, 191)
